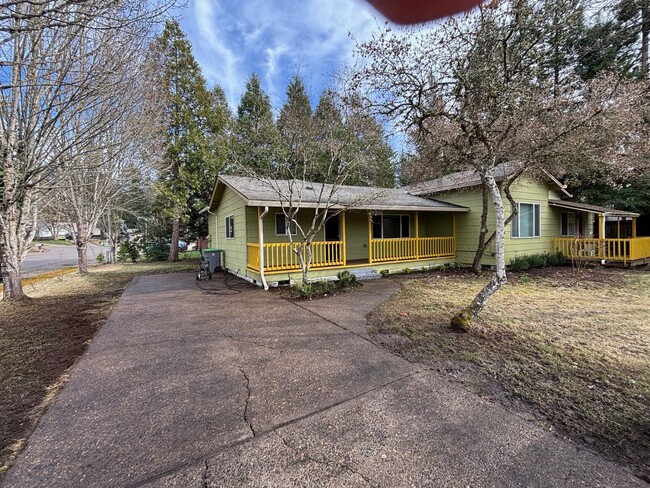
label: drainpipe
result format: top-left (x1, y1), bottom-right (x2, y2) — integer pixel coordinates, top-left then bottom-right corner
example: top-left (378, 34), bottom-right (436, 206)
top-left (259, 206), bottom-right (269, 290)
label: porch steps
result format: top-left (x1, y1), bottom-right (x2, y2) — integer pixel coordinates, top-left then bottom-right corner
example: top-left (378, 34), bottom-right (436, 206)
top-left (351, 268), bottom-right (382, 281)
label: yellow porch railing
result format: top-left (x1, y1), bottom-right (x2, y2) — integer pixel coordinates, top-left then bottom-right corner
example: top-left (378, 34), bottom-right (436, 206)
top-left (371, 237), bottom-right (455, 263)
top-left (247, 241), bottom-right (344, 272)
top-left (551, 237), bottom-right (650, 264)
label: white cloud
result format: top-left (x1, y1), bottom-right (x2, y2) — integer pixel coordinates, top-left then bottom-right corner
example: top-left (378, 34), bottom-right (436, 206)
top-left (181, 0), bottom-right (383, 111)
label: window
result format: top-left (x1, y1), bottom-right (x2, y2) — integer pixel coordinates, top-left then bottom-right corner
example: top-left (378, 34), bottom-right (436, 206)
top-left (511, 203), bottom-right (540, 238)
top-left (225, 215), bottom-right (234, 239)
top-left (275, 213), bottom-right (297, 235)
top-left (371, 214), bottom-right (410, 239)
top-left (561, 212), bottom-right (576, 236)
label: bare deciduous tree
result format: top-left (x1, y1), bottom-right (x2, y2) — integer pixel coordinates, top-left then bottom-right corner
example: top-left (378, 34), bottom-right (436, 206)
top-left (0, 0), bottom-right (170, 300)
top-left (350, 1), bottom-right (648, 328)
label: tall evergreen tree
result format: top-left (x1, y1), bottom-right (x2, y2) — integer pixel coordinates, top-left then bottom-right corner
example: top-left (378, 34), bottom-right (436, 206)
top-left (277, 75), bottom-right (314, 176)
top-left (151, 20), bottom-right (228, 261)
top-left (231, 74), bottom-right (278, 172)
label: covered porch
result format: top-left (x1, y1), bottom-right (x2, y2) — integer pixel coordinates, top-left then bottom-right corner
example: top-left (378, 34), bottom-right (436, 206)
top-left (247, 208), bottom-right (463, 274)
top-left (548, 200), bottom-right (649, 266)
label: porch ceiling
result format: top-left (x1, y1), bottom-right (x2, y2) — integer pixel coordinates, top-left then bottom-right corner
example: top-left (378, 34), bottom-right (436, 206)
top-left (548, 200), bottom-right (639, 218)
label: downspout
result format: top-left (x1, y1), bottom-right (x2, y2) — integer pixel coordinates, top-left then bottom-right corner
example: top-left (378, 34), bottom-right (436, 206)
top-left (259, 206), bottom-right (269, 290)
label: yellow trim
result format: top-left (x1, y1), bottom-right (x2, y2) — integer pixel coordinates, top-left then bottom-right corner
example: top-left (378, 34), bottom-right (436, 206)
top-left (452, 214), bottom-right (456, 255)
top-left (414, 211), bottom-right (419, 259)
top-left (368, 213), bottom-right (373, 264)
top-left (341, 211), bottom-right (347, 265)
top-left (251, 255), bottom-right (454, 275)
top-left (632, 218), bottom-right (637, 238)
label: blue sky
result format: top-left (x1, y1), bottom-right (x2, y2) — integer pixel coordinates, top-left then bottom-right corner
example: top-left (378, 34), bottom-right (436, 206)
top-left (174, 0), bottom-right (386, 113)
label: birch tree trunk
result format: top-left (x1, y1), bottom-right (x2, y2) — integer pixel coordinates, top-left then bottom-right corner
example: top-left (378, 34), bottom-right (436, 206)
top-left (451, 170), bottom-right (507, 330)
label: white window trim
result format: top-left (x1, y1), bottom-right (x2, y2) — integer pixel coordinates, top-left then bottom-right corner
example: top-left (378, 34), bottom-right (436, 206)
top-left (373, 214), bottom-right (410, 239)
top-left (512, 202), bottom-right (541, 239)
top-left (225, 214), bottom-right (235, 240)
top-left (275, 213), bottom-right (297, 236)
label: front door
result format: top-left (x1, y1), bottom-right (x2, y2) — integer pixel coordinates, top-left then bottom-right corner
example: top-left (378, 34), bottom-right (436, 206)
top-left (325, 213), bottom-right (340, 241)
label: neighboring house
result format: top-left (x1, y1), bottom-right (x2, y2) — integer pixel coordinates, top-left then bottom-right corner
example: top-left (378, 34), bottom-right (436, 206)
top-left (203, 175), bottom-right (468, 287)
top-left (406, 164), bottom-right (649, 267)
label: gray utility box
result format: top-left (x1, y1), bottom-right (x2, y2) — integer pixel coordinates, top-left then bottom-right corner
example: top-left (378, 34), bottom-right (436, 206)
top-left (202, 249), bottom-right (224, 272)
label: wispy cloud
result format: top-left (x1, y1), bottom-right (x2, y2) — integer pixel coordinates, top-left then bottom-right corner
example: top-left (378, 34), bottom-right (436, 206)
top-left (177, 0), bottom-right (380, 111)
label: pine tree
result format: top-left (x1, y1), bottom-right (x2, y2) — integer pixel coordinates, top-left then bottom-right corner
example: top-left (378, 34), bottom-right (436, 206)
top-left (277, 75), bottom-right (314, 176)
top-left (231, 74), bottom-right (278, 173)
top-left (152, 20), bottom-right (228, 261)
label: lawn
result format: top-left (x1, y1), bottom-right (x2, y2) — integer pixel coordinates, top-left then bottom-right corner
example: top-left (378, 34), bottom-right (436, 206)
top-left (369, 267), bottom-right (650, 479)
top-left (0, 260), bottom-right (199, 474)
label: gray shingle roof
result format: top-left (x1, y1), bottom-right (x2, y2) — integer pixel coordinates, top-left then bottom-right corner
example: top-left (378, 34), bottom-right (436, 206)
top-left (404, 162), bottom-right (522, 196)
top-left (217, 175), bottom-right (468, 212)
top-left (548, 200), bottom-right (639, 218)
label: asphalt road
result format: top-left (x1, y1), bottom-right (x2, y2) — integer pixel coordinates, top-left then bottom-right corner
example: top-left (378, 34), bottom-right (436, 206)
top-left (21, 243), bottom-right (109, 277)
top-left (1, 274), bottom-right (643, 487)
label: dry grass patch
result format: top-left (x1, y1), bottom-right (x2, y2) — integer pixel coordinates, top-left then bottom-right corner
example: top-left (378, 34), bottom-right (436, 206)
top-left (369, 267), bottom-right (650, 478)
top-left (0, 261), bottom-right (198, 474)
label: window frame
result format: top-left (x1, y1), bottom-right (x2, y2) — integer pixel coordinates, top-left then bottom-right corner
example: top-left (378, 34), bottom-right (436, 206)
top-left (275, 213), bottom-right (297, 236)
top-left (511, 202), bottom-right (541, 239)
top-left (560, 211), bottom-right (576, 237)
top-left (225, 215), bottom-right (235, 239)
top-left (371, 214), bottom-right (411, 239)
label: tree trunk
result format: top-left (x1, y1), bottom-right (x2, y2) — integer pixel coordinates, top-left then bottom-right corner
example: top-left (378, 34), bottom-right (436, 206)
top-left (76, 241), bottom-right (88, 274)
top-left (642, 1), bottom-right (649, 78)
top-left (471, 182), bottom-right (490, 273)
top-left (1, 244), bottom-right (26, 301)
top-left (451, 172), bottom-right (507, 331)
top-left (169, 203), bottom-right (180, 262)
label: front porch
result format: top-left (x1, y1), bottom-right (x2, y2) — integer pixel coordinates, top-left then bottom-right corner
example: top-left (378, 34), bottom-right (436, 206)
top-left (246, 210), bottom-right (458, 274)
top-left (548, 200), bottom-right (649, 266)
top-left (551, 237), bottom-right (650, 266)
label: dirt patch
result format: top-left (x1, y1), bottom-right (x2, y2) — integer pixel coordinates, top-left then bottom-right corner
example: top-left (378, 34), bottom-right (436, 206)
top-left (0, 261), bottom-right (198, 474)
top-left (368, 266), bottom-right (650, 480)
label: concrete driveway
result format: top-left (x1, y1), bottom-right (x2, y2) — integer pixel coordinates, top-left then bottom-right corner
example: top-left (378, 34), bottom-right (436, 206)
top-left (1, 273), bottom-right (643, 487)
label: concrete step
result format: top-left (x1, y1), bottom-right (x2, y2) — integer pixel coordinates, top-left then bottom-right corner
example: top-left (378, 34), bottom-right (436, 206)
top-left (350, 267), bottom-right (382, 281)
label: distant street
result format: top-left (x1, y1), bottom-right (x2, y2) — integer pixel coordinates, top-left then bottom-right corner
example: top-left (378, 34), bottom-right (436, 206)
top-left (21, 243), bottom-right (109, 277)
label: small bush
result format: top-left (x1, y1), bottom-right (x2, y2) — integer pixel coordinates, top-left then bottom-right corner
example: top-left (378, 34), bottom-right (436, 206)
top-left (337, 270), bottom-right (358, 288)
top-left (95, 252), bottom-right (105, 264)
top-left (294, 281), bottom-right (313, 299)
top-left (509, 251), bottom-right (566, 271)
top-left (143, 240), bottom-right (168, 262)
top-left (118, 240), bottom-right (140, 263)
top-left (294, 279), bottom-right (335, 299)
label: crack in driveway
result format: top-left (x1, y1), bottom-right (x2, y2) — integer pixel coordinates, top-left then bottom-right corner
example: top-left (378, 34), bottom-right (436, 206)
top-left (274, 431), bottom-right (379, 487)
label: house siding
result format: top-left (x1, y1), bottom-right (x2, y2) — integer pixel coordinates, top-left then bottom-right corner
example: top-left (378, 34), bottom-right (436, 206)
top-left (214, 186), bottom-right (248, 273)
top-left (434, 176), bottom-right (564, 266)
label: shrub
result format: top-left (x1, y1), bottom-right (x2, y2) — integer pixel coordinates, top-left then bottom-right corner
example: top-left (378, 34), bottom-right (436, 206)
top-left (118, 240), bottom-right (140, 263)
top-left (142, 239), bottom-right (168, 262)
top-left (337, 270), bottom-right (358, 288)
top-left (294, 281), bottom-right (312, 299)
top-left (509, 251), bottom-right (566, 271)
top-left (95, 252), bottom-right (105, 264)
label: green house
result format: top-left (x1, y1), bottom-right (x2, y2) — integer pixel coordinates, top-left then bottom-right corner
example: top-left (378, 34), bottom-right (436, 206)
top-left (204, 168), bottom-right (649, 287)
top-left (203, 175), bottom-right (468, 287)
top-left (406, 164), bottom-right (649, 267)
